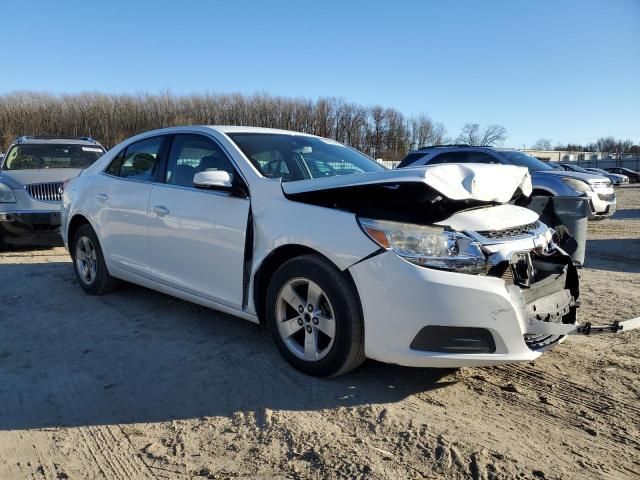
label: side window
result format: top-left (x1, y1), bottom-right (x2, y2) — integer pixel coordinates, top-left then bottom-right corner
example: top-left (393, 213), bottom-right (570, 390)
top-left (466, 152), bottom-right (501, 164)
top-left (105, 150), bottom-right (124, 176)
top-left (166, 134), bottom-right (235, 187)
top-left (118, 137), bottom-right (163, 181)
top-left (429, 152), bottom-right (468, 164)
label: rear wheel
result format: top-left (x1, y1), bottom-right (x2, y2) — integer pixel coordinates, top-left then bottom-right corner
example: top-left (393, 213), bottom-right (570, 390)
top-left (266, 254), bottom-right (365, 377)
top-left (72, 224), bottom-right (120, 295)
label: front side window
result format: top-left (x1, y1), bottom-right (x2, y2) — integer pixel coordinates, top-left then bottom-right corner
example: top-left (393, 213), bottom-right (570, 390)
top-left (466, 152), bottom-right (501, 164)
top-left (165, 134), bottom-right (235, 187)
top-left (106, 137), bottom-right (163, 181)
top-left (2, 143), bottom-right (104, 170)
top-left (500, 151), bottom-right (554, 172)
top-left (227, 133), bottom-right (384, 182)
top-left (429, 152), bottom-right (469, 164)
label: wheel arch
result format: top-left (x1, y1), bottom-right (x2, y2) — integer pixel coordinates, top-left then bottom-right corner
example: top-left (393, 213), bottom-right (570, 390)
top-left (252, 244), bottom-right (362, 325)
top-left (67, 214), bottom-right (93, 252)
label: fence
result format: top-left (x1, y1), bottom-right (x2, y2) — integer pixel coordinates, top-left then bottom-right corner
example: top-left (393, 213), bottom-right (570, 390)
top-left (573, 155), bottom-right (640, 171)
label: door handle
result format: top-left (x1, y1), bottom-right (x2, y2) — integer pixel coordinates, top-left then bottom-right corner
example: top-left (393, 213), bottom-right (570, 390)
top-left (152, 205), bottom-right (170, 216)
top-left (96, 193), bottom-right (108, 202)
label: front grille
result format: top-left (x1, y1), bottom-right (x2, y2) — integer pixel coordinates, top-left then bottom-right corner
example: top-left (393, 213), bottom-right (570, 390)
top-left (598, 192), bottom-right (615, 202)
top-left (592, 181), bottom-right (611, 188)
top-left (477, 220), bottom-right (541, 240)
top-left (25, 182), bottom-right (63, 203)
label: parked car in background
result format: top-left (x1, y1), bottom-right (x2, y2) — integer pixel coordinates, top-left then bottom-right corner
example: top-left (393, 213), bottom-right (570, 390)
top-left (397, 146), bottom-right (616, 219)
top-left (604, 167), bottom-right (640, 183)
top-left (62, 126), bottom-right (596, 377)
top-left (0, 136), bottom-right (106, 248)
top-left (583, 167), bottom-right (629, 185)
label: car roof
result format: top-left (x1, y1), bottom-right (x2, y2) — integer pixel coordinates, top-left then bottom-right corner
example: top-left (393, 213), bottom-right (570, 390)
top-left (414, 145), bottom-right (497, 152)
top-left (208, 125), bottom-right (317, 137)
top-left (12, 136), bottom-right (103, 147)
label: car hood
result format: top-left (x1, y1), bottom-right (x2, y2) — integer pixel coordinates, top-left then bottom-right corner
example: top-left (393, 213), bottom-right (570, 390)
top-left (0, 168), bottom-right (83, 188)
top-left (535, 170), bottom-right (609, 184)
top-left (283, 164), bottom-right (532, 203)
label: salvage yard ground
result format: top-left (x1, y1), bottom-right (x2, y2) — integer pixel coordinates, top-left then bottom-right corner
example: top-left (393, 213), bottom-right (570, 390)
top-left (0, 187), bottom-right (638, 480)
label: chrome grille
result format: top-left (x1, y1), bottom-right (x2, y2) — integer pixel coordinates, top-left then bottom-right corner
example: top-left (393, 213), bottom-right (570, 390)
top-left (25, 182), bottom-right (63, 203)
top-left (477, 221), bottom-right (541, 240)
top-left (592, 181), bottom-right (611, 188)
top-left (598, 192), bottom-right (615, 202)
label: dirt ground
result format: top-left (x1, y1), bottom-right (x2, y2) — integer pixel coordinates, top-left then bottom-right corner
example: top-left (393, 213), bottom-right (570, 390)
top-left (1, 187), bottom-right (638, 480)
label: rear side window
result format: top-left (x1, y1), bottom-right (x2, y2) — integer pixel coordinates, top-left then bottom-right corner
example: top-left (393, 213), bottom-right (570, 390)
top-left (105, 137), bottom-right (163, 181)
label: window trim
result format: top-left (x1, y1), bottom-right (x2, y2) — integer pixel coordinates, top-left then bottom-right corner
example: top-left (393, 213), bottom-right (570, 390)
top-left (102, 134), bottom-right (169, 183)
top-left (158, 133), bottom-right (250, 198)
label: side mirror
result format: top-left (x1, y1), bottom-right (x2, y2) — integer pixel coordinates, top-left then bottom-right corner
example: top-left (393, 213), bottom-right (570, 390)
top-left (193, 170), bottom-right (233, 189)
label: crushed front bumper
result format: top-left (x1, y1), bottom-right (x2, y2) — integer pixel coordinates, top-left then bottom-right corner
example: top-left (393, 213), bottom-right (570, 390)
top-left (0, 211), bottom-right (62, 246)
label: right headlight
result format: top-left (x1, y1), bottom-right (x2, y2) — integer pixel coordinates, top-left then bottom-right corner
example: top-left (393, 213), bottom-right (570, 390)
top-left (0, 182), bottom-right (16, 203)
top-left (358, 217), bottom-right (489, 274)
top-left (561, 177), bottom-right (593, 193)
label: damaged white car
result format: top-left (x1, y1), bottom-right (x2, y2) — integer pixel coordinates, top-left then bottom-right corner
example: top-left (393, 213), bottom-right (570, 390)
top-left (60, 127), bottom-right (639, 377)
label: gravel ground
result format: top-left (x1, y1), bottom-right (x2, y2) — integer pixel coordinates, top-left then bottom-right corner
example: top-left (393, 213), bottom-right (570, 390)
top-left (0, 187), bottom-right (638, 480)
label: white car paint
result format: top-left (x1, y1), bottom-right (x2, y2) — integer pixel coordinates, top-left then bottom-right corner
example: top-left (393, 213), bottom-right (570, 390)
top-left (283, 163), bottom-right (533, 203)
top-left (61, 126), bottom-right (637, 372)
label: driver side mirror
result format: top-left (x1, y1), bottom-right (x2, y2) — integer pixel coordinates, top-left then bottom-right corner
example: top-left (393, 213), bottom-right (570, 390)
top-left (193, 170), bottom-right (233, 189)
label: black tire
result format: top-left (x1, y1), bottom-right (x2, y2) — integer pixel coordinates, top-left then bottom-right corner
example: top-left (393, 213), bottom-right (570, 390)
top-left (266, 254), bottom-right (365, 377)
top-left (71, 224), bottom-right (120, 295)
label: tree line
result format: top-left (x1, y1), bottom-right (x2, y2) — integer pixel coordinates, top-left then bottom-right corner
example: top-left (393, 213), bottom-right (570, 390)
top-left (531, 137), bottom-right (639, 154)
top-left (0, 92), bottom-right (455, 161)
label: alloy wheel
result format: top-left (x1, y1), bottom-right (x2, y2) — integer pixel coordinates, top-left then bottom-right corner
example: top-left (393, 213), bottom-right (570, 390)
top-left (275, 278), bottom-right (336, 361)
top-left (75, 235), bottom-right (98, 285)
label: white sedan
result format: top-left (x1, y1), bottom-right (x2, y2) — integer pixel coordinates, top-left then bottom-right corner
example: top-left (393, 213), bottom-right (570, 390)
top-left (60, 126), bottom-right (636, 376)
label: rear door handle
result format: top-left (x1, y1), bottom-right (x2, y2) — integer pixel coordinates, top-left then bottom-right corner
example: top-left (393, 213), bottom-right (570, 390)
top-left (96, 193), bottom-right (108, 202)
top-left (152, 205), bottom-right (170, 216)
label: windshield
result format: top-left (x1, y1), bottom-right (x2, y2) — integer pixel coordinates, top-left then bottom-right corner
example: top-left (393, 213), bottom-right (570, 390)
top-left (2, 144), bottom-right (105, 170)
top-left (500, 151), bottom-right (554, 172)
top-left (227, 133), bottom-right (385, 182)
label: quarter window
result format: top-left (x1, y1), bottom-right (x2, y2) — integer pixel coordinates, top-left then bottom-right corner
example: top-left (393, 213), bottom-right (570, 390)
top-left (165, 134), bottom-right (235, 187)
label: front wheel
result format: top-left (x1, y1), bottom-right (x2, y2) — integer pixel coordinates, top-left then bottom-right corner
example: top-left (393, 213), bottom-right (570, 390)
top-left (266, 254), bottom-right (365, 377)
top-left (72, 224), bottom-right (120, 295)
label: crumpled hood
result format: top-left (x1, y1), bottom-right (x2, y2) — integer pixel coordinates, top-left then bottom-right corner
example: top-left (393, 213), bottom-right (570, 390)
top-left (282, 164), bottom-right (532, 203)
top-left (435, 204), bottom-right (539, 232)
top-left (0, 168), bottom-right (83, 188)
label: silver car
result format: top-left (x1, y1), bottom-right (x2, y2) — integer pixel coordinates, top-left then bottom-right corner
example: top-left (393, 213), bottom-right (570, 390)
top-left (0, 136), bottom-right (106, 248)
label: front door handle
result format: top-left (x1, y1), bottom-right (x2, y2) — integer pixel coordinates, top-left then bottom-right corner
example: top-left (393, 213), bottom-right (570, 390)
top-left (96, 193), bottom-right (108, 202)
top-left (152, 205), bottom-right (170, 216)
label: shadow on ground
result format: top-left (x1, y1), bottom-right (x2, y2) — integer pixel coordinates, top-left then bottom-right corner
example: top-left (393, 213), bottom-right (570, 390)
top-left (610, 208), bottom-right (640, 221)
top-left (583, 238), bottom-right (640, 273)
top-left (0, 261), bottom-right (454, 431)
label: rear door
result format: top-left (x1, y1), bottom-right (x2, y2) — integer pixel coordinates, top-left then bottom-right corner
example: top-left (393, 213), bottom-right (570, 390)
top-left (147, 134), bottom-right (250, 309)
top-left (99, 135), bottom-right (167, 277)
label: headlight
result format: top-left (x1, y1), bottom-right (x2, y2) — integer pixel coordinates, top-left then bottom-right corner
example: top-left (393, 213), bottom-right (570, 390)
top-left (0, 182), bottom-right (16, 203)
top-left (358, 218), bottom-right (489, 274)
top-left (561, 177), bottom-right (592, 193)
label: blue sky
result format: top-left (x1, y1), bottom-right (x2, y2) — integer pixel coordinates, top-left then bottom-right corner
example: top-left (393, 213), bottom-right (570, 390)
top-left (1, 0), bottom-right (638, 147)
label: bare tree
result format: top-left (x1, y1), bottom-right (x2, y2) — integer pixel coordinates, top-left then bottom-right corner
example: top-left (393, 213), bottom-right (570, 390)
top-left (456, 123), bottom-right (507, 146)
top-left (531, 138), bottom-right (552, 150)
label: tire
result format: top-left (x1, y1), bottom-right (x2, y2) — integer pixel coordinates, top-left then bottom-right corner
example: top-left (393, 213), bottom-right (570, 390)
top-left (266, 254), bottom-right (365, 377)
top-left (71, 224), bottom-right (120, 295)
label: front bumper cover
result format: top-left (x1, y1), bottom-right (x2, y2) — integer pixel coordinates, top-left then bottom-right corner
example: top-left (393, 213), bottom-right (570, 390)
top-left (349, 247), bottom-right (636, 369)
top-left (0, 211), bottom-right (62, 245)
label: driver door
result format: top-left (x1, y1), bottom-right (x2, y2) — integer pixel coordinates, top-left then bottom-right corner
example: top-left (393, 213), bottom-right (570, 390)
top-left (147, 134), bottom-right (250, 309)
